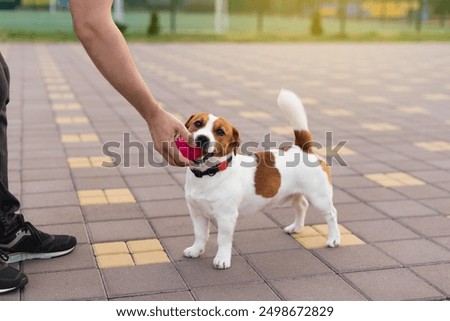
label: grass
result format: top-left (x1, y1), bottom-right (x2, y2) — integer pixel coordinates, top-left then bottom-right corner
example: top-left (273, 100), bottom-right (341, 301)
top-left (0, 9), bottom-right (449, 42)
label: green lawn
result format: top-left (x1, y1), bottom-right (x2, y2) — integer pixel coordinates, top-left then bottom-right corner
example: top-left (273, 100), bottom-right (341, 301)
top-left (0, 9), bottom-right (449, 41)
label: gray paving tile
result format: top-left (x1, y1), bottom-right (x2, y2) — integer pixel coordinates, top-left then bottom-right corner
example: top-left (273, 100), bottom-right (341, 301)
top-left (375, 239), bottom-right (450, 265)
top-left (246, 249), bottom-right (332, 279)
top-left (22, 179), bottom-right (74, 194)
top-left (23, 244), bottom-right (96, 274)
top-left (176, 256), bottom-right (261, 288)
top-left (393, 185), bottom-right (449, 200)
top-left (140, 199), bottom-right (190, 218)
top-left (335, 202), bottom-right (386, 222)
top-left (233, 228), bottom-right (301, 254)
top-left (344, 268), bottom-right (444, 300)
top-left (270, 275), bottom-right (366, 301)
top-left (411, 263), bottom-right (450, 297)
top-left (370, 200), bottom-right (437, 218)
top-left (193, 282), bottom-right (280, 301)
top-left (344, 219), bottom-right (420, 242)
top-left (23, 269), bottom-right (106, 300)
top-left (102, 264), bottom-right (186, 298)
top-left (420, 198), bottom-right (450, 215)
top-left (314, 245), bottom-right (401, 273)
top-left (111, 291), bottom-right (194, 301)
top-left (74, 176), bottom-right (127, 190)
top-left (22, 205), bottom-right (83, 225)
top-left (346, 187), bottom-right (407, 202)
top-left (124, 173), bottom-right (179, 188)
top-left (433, 236), bottom-right (450, 250)
top-left (399, 216), bottom-right (450, 238)
top-left (132, 185), bottom-right (185, 202)
top-left (21, 191), bottom-right (79, 209)
top-left (83, 204), bottom-right (144, 222)
top-left (88, 219), bottom-right (156, 243)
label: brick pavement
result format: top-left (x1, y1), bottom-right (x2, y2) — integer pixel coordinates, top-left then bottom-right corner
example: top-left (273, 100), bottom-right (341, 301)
top-left (0, 42), bottom-right (449, 301)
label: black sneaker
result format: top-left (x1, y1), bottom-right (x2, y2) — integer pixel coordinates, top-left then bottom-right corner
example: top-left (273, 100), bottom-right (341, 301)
top-left (0, 250), bottom-right (28, 294)
top-left (0, 219), bottom-right (77, 264)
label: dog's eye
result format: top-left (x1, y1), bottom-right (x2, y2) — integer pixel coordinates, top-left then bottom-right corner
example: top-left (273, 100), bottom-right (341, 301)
top-left (194, 121), bottom-right (202, 127)
top-left (217, 129), bottom-right (225, 136)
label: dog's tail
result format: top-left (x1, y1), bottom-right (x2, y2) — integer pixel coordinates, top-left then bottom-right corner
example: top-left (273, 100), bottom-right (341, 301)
top-left (277, 89), bottom-right (313, 153)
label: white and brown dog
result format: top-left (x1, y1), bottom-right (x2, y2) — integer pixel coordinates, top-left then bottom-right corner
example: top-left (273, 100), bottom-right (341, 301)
top-left (183, 89), bottom-right (340, 269)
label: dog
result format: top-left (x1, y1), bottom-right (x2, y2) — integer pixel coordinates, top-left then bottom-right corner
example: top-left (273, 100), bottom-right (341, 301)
top-left (183, 89), bottom-right (340, 269)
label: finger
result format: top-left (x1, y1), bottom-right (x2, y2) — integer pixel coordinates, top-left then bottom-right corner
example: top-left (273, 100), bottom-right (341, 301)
top-left (177, 124), bottom-right (195, 147)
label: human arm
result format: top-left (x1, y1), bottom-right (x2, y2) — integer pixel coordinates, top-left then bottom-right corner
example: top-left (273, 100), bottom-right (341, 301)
top-left (69, 0), bottom-right (191, 166)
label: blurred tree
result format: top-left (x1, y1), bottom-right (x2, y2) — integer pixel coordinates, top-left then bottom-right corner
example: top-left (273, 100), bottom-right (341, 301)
top-left (416, 0), bottom-right (425, 32)
top-left (253, 0), bottom-right (271, 33)
top-left (311, 10), bottom-right (324, 36)
top-left (431, 0), bottom-right (450, 27)
top-left (147, 10), bottom-right (161, 36)
top-left (338, 0), bottom-right (348, 35)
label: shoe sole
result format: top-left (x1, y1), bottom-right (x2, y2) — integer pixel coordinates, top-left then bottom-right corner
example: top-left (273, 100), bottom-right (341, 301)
top-left (0, 277), bottom-right (28, 294)
top-left (3, 246), bottom-right (76, 264)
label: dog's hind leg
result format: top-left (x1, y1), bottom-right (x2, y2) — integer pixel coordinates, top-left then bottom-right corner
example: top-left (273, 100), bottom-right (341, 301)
top-left (184, 207), bottom-right (210, 258)
top-left (284, 194), bottom-right (309, 234)
top-left (308, 191), bottom-right (340, 248)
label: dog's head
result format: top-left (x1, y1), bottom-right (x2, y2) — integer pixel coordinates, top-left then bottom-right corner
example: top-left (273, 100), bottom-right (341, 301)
top-left (185, 113), bottom-right (240, 160)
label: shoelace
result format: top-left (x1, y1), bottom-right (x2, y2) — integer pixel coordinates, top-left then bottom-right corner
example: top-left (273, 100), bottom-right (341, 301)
top-left (23, 222), bottom-right (45, 243)
top-left (0, 248), bottom-right (9, 261)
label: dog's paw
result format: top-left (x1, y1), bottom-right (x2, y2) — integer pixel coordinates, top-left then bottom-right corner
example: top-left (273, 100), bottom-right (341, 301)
top-left (213, 255), bottom-right (231, 270)
top-left (327, 235), bottom-right (341, 248)
top-left (284, 223), bottom-right (302, 234)
top-left (183, 246), bottom-right (204, 258)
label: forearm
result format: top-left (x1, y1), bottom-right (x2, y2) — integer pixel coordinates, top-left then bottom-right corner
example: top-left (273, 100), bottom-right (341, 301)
top-left (70, 0), bottom-right (159, 122)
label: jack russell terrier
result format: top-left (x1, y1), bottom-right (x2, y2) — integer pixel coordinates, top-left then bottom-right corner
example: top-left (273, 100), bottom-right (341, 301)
top-left (182, 89), bottom-right (340, 269)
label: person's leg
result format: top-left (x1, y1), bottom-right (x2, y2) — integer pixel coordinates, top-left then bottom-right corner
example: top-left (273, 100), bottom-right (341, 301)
top-left (0, 52), bottom-right (77, 266)
top-left (0, 53), bottom-right (22, 238)
top-left (0, 52), bottom-right (27, 294)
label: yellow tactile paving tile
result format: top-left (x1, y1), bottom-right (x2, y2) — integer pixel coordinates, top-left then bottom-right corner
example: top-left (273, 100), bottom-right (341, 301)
top-left (301, 97), bottom-right (319, 105)
top-left (415, 141), bottom-right (450, 152)
top-left (359, 96), bottom-right (388, 103)
top-left (77, 189), bottom-right (108, 206)
top-left (216, 99), bottom-right (244, 107)
top-left (239, 111), bottom-right (269, 119)
top-left (61, 133), bottom-right (99, 143)
top-left (93, 239), bottom-right (170, 268)
top-left (44, 78), bottom-right (67, 84)
top-left (96, 253), bottom-right (135, 269)
top-left (47, 84), bottom-right (70, 91)
top-left (48, 92), bottom-right (75, 100)
top-left (127, 239), bottom-right (164, 253)
top-left (68, 156), bottom-right (113, 168)
top-left (387, 85), bottom-right (412, 92)
top-left (329, 88), bottom-right (354, 94)
top-left (104, 188), bottom-right (136, 204)
top-left (320, 109), bottom-right (354, 117)
top-left (133, 251), bottom-right (170, 265)
top-left (423, 93), bottom-right (450, 101)
top-left (52, 103), bottom-right (82, 111)
top-left (196, 90), bottom-right (221, 97)
top-left (77, 188), bottom-right (135, 206)
top-left (292, 224), bottom-right (365, 250)
top-left (270, 126), bottom-right (292, 136)
top-left (396, 106), bottom-right (428, 114)
top-left (93, 242), bottom-right (129, 256)
top-left (365, 172), bottom-right (426, 187)
top-left (361, 122), bottom-right (400, 131)
top-left (55, 116), bottom-right (89, 125)
top-left (315, 145), bottom-right (356, 157)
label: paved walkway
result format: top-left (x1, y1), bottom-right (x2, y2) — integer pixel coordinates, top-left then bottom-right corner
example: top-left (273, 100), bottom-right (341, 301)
top-left (1, 43), bottom-right (450, 301)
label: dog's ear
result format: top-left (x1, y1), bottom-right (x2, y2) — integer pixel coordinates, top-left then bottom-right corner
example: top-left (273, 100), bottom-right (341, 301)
top-left (184, 114), bottom-right (196, 129)
top-left (231, 127), bottom-right (240, 154)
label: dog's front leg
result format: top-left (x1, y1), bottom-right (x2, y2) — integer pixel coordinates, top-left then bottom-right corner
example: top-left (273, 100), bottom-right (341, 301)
top-left (184, 208), bottom-right (210, 258)
top-left (213, 212), bottom-right (238, 270)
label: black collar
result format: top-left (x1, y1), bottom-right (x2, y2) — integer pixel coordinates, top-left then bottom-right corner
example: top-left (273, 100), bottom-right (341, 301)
top-left (190, 156), bottom-right (232, 178)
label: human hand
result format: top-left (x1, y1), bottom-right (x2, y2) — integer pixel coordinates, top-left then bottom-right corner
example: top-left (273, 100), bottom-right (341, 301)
top-left (147, 108), bottom-right (193, 167)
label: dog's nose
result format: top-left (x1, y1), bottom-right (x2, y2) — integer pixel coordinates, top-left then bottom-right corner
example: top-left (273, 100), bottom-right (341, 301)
top-left (195, 135), bottom-right (210, 151)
